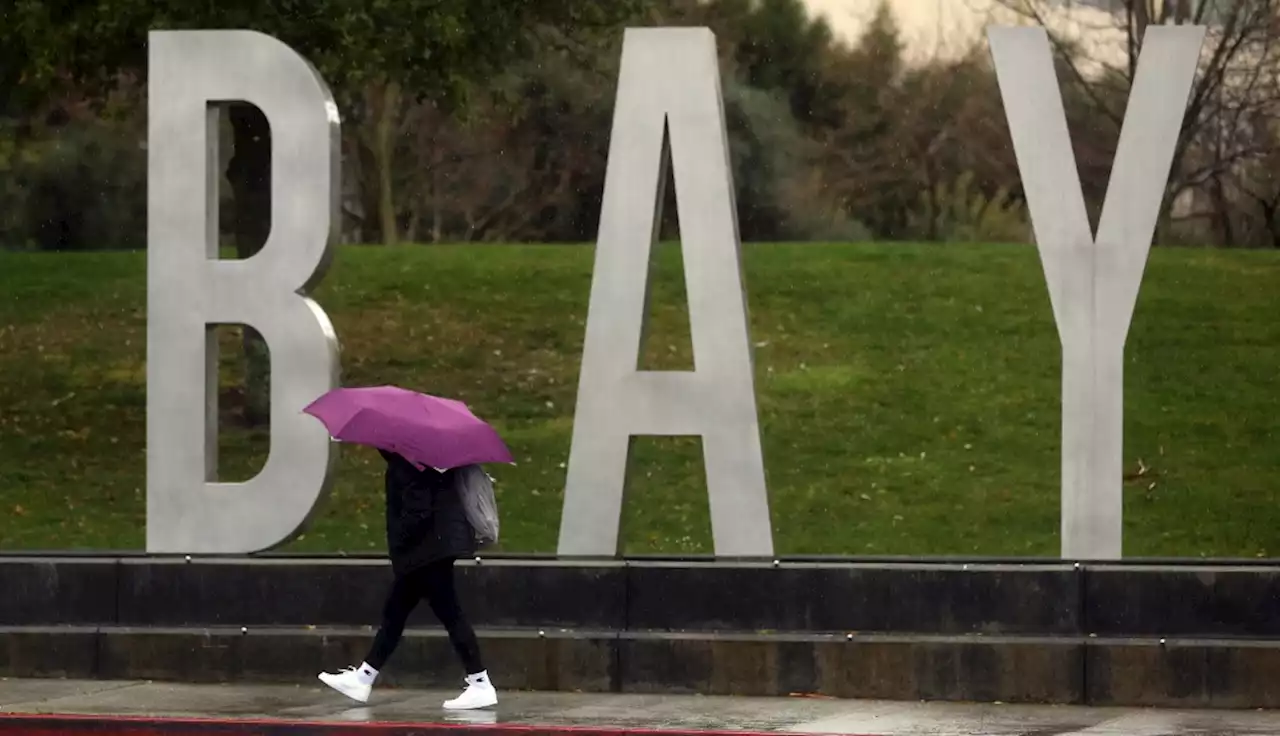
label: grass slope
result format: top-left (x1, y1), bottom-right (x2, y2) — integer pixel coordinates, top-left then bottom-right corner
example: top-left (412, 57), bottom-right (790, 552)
top-left (2, 243), bottom-right (1279, 558)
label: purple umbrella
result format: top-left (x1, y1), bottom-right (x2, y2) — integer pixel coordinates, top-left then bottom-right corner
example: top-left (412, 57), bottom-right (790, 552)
top-left (303, 386), bottom-right (514, 470)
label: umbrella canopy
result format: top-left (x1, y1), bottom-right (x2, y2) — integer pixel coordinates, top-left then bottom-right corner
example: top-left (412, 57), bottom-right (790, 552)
top-left (303, 385), bottom-right (514, 470)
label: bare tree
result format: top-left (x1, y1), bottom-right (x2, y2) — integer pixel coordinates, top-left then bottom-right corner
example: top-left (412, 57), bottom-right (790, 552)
top-left (1229, 122), bottom-right (1280, 247)
top-left (992, 0), bottom-right (1280, 245)
top-left (817, 7), bottom-right (1026, 241)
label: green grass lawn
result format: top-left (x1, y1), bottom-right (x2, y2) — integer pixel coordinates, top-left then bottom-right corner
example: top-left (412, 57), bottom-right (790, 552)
top-left (2, 242), bottom-right (1280, 558)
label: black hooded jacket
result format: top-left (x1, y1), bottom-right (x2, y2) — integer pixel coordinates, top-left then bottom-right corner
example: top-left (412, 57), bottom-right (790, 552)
top-left (379, 449), bottom-right (476, 576)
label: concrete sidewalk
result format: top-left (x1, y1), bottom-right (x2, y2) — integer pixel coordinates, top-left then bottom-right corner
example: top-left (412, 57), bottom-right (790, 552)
top-left (0, 679), bottom-right (1277, 735)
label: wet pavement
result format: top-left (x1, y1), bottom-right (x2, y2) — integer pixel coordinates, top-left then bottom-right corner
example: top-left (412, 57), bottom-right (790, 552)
top-left (0, 678), bottom-right (1278, 735)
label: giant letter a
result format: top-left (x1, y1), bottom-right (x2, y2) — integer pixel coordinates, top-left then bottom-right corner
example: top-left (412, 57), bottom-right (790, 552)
top-left (557, 28), bottom-right (773, 558)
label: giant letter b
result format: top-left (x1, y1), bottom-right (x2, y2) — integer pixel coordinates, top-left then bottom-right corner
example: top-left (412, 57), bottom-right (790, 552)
top-left (558, 28), bottom-right (773, 558)
top-left (146, 31), bottom-right (341, 554)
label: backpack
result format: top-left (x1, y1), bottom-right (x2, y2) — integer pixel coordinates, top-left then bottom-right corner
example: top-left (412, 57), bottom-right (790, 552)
top-left (455, 464), bottom-right (500, 546)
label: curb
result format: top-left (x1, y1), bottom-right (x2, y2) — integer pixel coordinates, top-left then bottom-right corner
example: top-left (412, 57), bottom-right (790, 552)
top-left (0, 713), bottom-right (864, 736)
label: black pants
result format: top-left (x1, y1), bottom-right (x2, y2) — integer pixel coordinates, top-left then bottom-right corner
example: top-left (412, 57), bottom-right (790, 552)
top-left (364, 557), bottom-right (484, 675)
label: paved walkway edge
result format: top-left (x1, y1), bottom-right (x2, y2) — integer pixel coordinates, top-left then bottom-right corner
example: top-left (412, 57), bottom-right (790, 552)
top-left (0, 713), bottom-right (860, 736)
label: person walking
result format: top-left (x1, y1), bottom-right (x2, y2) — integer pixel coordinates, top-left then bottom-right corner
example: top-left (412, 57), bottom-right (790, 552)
top-left (318, 449), bottom-right (496, 710)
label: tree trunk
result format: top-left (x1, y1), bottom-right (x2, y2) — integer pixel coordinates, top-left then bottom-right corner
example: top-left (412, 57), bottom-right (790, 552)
top-left (227, 103), bottom-right (272, 428)
top-left (1262, 199), bottom-right (1280, 249)
top-left (374, 82), bottom-right (402, 245)
top-left (1209, 174), bottom-right (1235, 247)
top-left (1127, 1), bottom-right (1151, 81)
top-left (432, 160), bottom-right (444, 243)
top-left (406, 205), bottom-right (421, 243)
top-left (355, 135), bottom-right (380, 244)
top-left (1173, 0), bottom-right (1192, 23)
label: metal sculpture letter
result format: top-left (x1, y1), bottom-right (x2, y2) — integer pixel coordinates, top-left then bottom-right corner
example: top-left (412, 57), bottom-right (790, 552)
top-left (988, 26), bottom-right (1205, 559)
top-left (146, 31), bottom-right (341, 554)
top-left (558, 28), bottom-right (773, 557)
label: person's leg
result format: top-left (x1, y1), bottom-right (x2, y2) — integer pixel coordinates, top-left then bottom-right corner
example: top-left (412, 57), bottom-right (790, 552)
top-left (420, 558), bottom-right (484, 674)
top-left (421, 558), bottom-right (496, 709)
top-left (319, 570), bottom-right (425, 703)
top-left (365, 570), bottom-right (427, 670)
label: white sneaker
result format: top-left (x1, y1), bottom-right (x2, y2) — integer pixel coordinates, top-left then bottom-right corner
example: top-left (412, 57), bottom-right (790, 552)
top-left (318, 666), bottom-right (373, 704)
top-left (443, 671), bottom-right (498, 710)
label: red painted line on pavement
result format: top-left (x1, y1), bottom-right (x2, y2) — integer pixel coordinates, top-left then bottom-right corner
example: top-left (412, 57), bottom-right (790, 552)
top-left (0, 713), bottom-right (868, 736)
